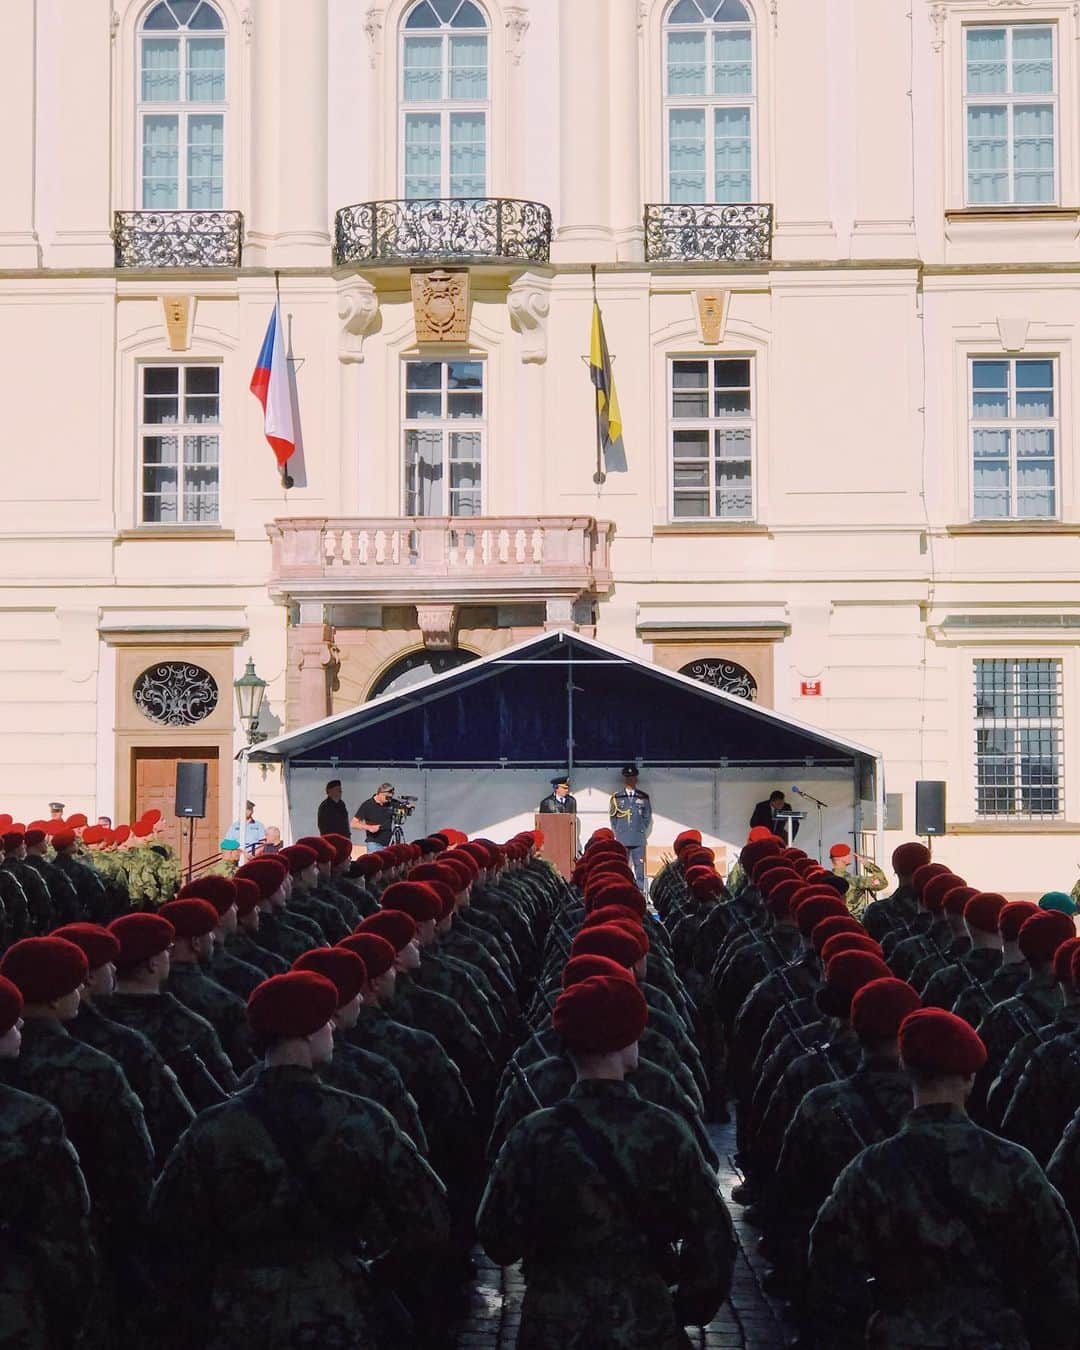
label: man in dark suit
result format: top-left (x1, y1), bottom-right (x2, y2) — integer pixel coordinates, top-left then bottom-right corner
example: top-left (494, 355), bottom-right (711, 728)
top-left (538, 775), bottom-right (577, 815)
top-left (749, 789), bottom-right (799, 840)
top-left (316, 780), bottom-right (351, 839)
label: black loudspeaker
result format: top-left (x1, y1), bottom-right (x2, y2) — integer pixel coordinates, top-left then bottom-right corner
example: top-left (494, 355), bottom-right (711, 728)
top-left (175, 762), bottom-right (208, 818)
top-left (915, 780), bottom-right (946, 836)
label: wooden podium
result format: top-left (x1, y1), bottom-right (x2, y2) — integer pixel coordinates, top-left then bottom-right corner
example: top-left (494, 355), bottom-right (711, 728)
top-left (535, 811), bottom-right (577, 878)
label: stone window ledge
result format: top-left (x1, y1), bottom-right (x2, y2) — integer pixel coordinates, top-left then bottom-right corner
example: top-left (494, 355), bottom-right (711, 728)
top-left (118, 527), bottom-right (235, 541)
top-left (947, 820), bottom-right (1080, 835)
top-left (946, 522), bottom-right (1080, 536)
top-left (653, 523), bottom-right (771, 537)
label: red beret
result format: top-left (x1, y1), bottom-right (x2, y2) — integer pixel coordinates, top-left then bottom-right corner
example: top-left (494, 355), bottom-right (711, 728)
top-left (689, 873), bottom-right (725, 901)
top-left (586, 880), bottom-right (647, 916)
top-left (944, 885), bottom-right (978, 917)
top-left (109, 912), bottom-right (175, 966)
top-left (912, 862), bottom-right (952, 897)
top-left (53, 923), bottom-right (120, 970)
top-left (437, 857), bottom-right (475, 891)
top-left (561, 953), bottom-right (636, 989)
top-left (280, 844), bottom-right (319, 875)
top-left (321, 834), bottom-right (353, 866)
top-left (1053, 937), bottom-right (1080, 982)
top-left (828, 843), bottom-right (853, 860)
top-left (350, 854), bottom-right (384, 879)
top-left (457, 842), bottom-right (495, 869)
top-left (159, 898), bottom-right (219, 940)
top-left (81, 826), bottom-right (106, 846)
top-left (922, 873), bottom-right (966, 912)
top-left (581, 904), bottom-right (644, 931)
top-left (820, 932), bottom-right (883, 965)
top-left (130, 820), bottom-right (153, 838)
top-left (963, 892), bottom-right (1008, 935)
top-left (177, 875), bottom-right (238, 917)
top-left (1, 832), bottom-right (24, 852)
top-left (850, 977), bottom-right (921, 1045)
top-left (295, 836), bottom-right (336, 866)
top-left (811, 915), bottom-right (864, 952)
top-left (424, 879), bottom-right (457, 922)
top-left (0, 937), bottom-right (88, 1003)
top-left (570, 924), bottom-right (644, 969)
top-left (758, 866), bottom-right (801, 894)
top-left (900, 1008), bottom-right (986, 1077)
top-left (338, 933), bottom-right (396, 980)
top-left (0, 975), bottom-right (22, 1034)
top-left (824, 950), bottom-right (891, 994)
top-left (65, 813), bottom-right (90, 829)
top-left (794, 893), bottom-right (850, 936)
top-left (357, 909), bottom-right (417, 952)
top-left (738, 841), bottom-right (781, 873)
top-left (23, 829), bottom-right (47, 848)
top-left (1018, 910), bottom-right (1076, 964)
top-left (0, 815), bottom-right (10, 833)
top-left (293, 947), bottom-right (366, 1006)
top-left (682, 848), bottom-right (715, 870)
top-left (247, 971), bottom-right (338, 1041)
top-left (51, 830), bottom-right (77, 852)
top-left (746, 825), bottom-right (776, 843)
top-left (140, 809), bottom-right (162, 826)
top-left (410, 862), bottom-right (462, 890)
top-left (552, 974), bottom-right (649, 1054)
top-left (892, 842), bottom-right (931, 876)
top-left (764, 879), bottom-right (803, 919)
top-left (753, 855), bottom-right (795, 882)
top-left (379, 881), bottom-right (442, 924)
top-left (674, 829), bottom-right (703, 853)
top-left (998, 899), bottom-right (1039, 942)
top-left (783, 847), bottom-right (809, 862)
top-left (233, 877), bottom-right (261, 918)
top-left (235, 859), bottom-right (288, 899)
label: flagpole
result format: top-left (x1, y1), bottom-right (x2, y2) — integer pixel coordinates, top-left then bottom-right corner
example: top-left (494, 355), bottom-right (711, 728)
top-left (274, 270), bottom-right (294, 490)
top-left (591, 266), bottom-right (606, 487)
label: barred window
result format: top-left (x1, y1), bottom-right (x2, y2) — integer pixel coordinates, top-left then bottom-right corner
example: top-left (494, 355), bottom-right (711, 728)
top-left (140, 364), bottom-right (221, 524)
top-left (974, 658), bottom-right (1063, 818)
top-left (669, 356), bottom-right (754, 519)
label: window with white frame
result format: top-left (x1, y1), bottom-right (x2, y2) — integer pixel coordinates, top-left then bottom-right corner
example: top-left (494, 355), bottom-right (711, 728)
top-left (400, 0), bottom-right (489, 199)
top-left (974, 657), bottom-right (1063, 817)
top-left (140, 365), bottom-right (221, 524)
top-left (965, 24), bottom-right (1056, 206)
top-left (669, 357), bottom-right (754, 519)
top-left (970, 357), bottom-right (1057, 520)
top-left (663, 0), bottom-right (755, 204)
top-left (403, 360), bottom-right (483, 516)
top-left (138, 0), bottom-right (226, 210)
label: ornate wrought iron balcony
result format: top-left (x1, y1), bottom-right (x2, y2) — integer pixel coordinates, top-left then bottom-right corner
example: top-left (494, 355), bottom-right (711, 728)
top-left (335, 198), bottom-right (552, 266)
top-left (113, 210), bottom-right (243, 268)
top-left (644, 203), bottom-right (773, 263)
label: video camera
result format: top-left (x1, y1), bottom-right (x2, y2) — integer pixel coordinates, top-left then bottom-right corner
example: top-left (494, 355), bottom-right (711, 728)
top-left (390, 795), bottom-right (418, 818)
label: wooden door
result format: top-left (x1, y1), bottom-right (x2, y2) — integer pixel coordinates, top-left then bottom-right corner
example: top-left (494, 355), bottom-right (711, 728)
top-left (132, 747), bottom-right (220, 867)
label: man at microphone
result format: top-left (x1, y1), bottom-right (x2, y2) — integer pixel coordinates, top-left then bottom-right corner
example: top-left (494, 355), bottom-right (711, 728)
top-left (749, 788), bottom-right (799, 840)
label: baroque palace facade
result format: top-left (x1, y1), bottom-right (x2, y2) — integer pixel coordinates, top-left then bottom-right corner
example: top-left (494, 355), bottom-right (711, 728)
top-left (3, 0), bottom-right (1080, 887)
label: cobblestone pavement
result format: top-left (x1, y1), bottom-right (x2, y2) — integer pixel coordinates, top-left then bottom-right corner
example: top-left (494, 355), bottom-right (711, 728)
top-left (455, 1122), bottom-right (795, 1349)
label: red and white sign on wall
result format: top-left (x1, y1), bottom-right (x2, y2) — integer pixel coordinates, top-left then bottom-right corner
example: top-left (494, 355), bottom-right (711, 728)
top-left (800, 679), bottom-right (822, 697)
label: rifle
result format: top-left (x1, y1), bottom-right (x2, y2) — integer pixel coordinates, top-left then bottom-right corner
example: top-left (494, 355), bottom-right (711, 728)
top-left (507, 1054), bottom-right (546, 1113)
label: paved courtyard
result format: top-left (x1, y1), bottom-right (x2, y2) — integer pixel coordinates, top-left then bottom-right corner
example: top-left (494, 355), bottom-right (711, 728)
top-left (455, 1123), bottom-right (793, 1349)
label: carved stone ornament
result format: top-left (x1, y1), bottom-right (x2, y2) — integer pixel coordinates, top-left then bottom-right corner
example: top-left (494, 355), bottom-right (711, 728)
top-left (929, 4), bottom-right (946, 53)
top-left (507, 273), bottom-right (551, 363)
top-left (505, 6), bottom-right (529, 64)
top-left (411, 269), bottom-right (469, 343)
top-left (695, 289), bottom-right (729, 345)
top-left (110, 10), bottom-right (120, 40)
top-left (133, 662), bottom-right (219, 726)
top-left (241, 7), bottom-right (254, 41)
top-left (162, 295), bottom-right (196, 352)
top-left (364, 6), bottom-right (386, 67)
top-left (338, 280), bottom-right (380, 363)
top-left (416, 604), bottom-right (460, 650)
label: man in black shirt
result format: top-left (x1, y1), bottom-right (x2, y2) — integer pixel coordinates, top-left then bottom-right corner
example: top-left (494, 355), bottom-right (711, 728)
top-left (316, 780), bottom-right (351, 839)
top-left (353, 783), bottom-right (395, 851)
top-left (749, 789), bottom-right (799, 840)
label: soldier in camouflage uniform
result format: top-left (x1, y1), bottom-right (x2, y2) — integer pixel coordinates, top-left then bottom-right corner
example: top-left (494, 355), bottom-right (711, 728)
top-left (828, 843), bottom-right (888, 919)
top-left (0, 971), bottom-right (98, 1350)
top-left (160, 897), bottom-right (256, 1072)
top-left (56, 921), bottom-right (196, 1170)
top-left (148, 970), bottom-right (450, 1350)
top-left (98, 911), bottom-right (238, 1110)
top-left (807, 1007), bottom-right (1080, 1350)
top-left (22, 827), bottom-right (80, 926)
top-left (478, 972), bottom-right (736, 1350)
top-left (236, 856), bottom-right (320, 962)
top-left (1, 830), bottom-right (53, 934)
top-left (860, 841), bottom-right (929, 943)
top-left (952, 898), bottom-right (1038, 1027)
top-left (921, 889), bottom-right (1003, 1011)
top-left (277, 844), bottom-right (348, 943)
top-left (176, 875), bottom-right (268, 1001)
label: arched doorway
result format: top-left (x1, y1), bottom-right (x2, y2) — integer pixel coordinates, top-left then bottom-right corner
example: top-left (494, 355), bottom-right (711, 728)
top-left (368, 647), bottom-right (478, 700)
top-left (679, 657), bottom-right (758, 701)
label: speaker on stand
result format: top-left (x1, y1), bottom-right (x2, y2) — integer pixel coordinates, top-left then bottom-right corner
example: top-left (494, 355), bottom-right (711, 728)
top-left (914, 780), bottom-right (946, 857)
top-left (175, 761), bottom-right (208, 882)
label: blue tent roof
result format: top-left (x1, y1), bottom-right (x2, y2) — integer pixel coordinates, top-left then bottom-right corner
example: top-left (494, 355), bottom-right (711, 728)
top-left (250, 631), bottom-right (880, 773)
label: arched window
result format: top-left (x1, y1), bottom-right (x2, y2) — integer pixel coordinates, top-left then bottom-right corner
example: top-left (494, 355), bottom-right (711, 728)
top-left (400, 0), bottom-right (489, 199)
top-left (663, 0), bottom-right (755, 204)
top-left (369, 647), bottom-right (478, 699)
top-left (679, 658), bottom-right (758, 700)
top-left (138, 1), bottom-right (226, 210)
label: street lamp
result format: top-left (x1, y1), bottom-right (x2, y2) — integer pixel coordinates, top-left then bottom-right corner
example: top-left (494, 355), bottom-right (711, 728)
top-left (234, 658), bottom-right (268, 744)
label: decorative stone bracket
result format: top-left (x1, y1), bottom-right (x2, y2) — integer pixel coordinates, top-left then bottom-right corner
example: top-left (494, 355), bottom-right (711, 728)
top-left (416, 604), bottom-right (460, 650)
top-left (508, 272), bottom-right (552, 363)
top-left (338, 279), bottom-right (380, 363)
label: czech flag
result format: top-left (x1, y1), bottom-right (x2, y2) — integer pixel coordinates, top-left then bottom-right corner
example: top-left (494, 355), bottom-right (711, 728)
top-left (250, 300), bottom-right (295, 470)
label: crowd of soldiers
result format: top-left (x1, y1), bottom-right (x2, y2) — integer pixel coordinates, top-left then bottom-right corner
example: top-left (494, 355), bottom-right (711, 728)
top-left (2, 810), bottom-right (1080, 1349)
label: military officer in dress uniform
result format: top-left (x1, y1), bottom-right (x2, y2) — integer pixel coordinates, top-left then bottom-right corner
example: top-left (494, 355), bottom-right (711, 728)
top-left (609, 765), bottom-right (652, 890)
top-left (538, 775), bottom-right (577, 815)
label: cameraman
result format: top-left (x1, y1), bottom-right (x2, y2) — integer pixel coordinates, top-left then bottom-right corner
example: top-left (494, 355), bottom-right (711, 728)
top-left (352, 782), bottom-right (396, 852)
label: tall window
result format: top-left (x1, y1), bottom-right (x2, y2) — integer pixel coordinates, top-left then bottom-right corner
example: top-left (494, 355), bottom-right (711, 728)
top-left (970, 357), bottom-right (1057, 520)
top-left (138, 1), bottom-right (226, 210)
top-left (663, 0), bottom-right (754, 204)
top-left (669, 357), bottom-right (754, 519)
top-left (403, 360), bottom-right (483, 516)
top-left (965, 25), bottom-right (1056, 206)
top-left (400, 0), bottom-right (489, 199)
top-left (140, 365), bottom-right (221, 523)
top-left (975, 658), bottom-right (1063, 817)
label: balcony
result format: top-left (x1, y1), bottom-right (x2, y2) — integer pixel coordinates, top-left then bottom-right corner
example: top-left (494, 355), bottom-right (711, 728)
top-left (113, 210), bottom-right (243, 268)
top-left (643, 203), bottom-right (773, 264)
top-left (267, 516), bottom-right (612, 609)
top-left (334, 198), bottom-right (552, 266)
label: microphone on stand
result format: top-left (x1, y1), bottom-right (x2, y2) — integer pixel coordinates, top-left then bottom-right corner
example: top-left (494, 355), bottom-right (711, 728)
top-left (791, 785), bottom-right (830, 809)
